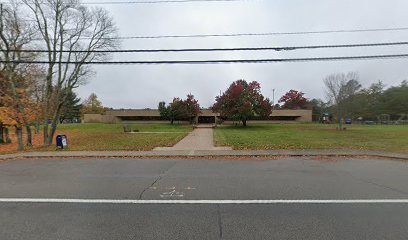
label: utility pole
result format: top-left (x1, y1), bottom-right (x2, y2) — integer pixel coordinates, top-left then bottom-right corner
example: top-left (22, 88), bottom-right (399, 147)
top-left (272, 88), bottom-right (275, 109)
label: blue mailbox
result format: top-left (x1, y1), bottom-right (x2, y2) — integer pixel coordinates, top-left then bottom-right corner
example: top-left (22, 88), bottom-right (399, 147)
top-left (56, 134), bottom-right (68, 149)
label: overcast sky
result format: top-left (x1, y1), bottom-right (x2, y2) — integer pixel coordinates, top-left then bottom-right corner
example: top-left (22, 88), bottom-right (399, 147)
top-left (75, 0), bottom-right (408, 109)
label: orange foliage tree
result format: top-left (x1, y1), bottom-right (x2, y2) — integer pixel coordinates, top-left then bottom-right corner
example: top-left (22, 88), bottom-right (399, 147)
top-left (1, 3), bottom-right (42, 150)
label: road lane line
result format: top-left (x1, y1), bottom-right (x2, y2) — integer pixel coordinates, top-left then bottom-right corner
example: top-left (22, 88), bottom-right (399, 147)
top-left (1, 199), bottom-right (408, 204)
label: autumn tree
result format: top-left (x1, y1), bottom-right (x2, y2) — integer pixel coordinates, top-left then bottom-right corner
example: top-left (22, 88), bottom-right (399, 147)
top-left (168, 98), bottom-right (187, 124)
top-left (158, 94), bottom-right (200, 124)
top-left (159, 98), bottom-right (186, 124)
top-left (0, 82), bottom-right (14, 143)
top-left (0, 72), bottom-right (7, 143)
top-left (0, 3), bottom-right (36, 149)
top-left (183, 94), bottom-right (200, 123)
top-left (80, 93), bottom-right (105, 117)
top-left (212, 80), bottom-right (272, 127)
top-left (0, 105), bottom-right (13, 144)
top-left (278, 90), bottom-right (308, 109)
top-left (23, 0), bottom-right (119, 145)
top-left (0, 68), bottom-right (43, 149)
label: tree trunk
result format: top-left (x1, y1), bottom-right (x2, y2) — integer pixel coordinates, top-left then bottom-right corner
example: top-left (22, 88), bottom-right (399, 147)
top-left (35, 121), bottom-right (40, 134)
top-left (170, 119), bottom-right (174, 124)
top-left (4, 127), bottom-right (11, 143)
top-left (242, 119), bottom-right (247, 127)
top-left (25, 124), bottom-right (32, 147)
top-left (42, 76), bottom-right (53, 145)
top-left (48, 121), bottom-right (57, 146)
top-left (47, 105), bottom-right (63, 145)
top-left (15, 126), bottom-right (24, 151)
top-left (4, 67), bottom-right (32, 147)
top-left (337, 108), bottom-right (344, 131)
top-left (43, 113), bottom-right (49, 145)
top-left (48, 113), bottom-right (61, 146)
top-left (0, 123), bottom-right (4, 144)
top-left (47, 119), bottom-right (58, 146)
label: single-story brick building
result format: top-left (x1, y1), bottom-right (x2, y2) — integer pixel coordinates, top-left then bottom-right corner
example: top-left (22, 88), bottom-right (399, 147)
top-left (83, 109), bottom-right (312, 124)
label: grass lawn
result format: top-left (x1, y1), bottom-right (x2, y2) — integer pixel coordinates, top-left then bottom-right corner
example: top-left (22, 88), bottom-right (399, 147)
top-left (0, 123), bottom-right (192, 153)
top-left (214, 124), bottom-right (408, 153)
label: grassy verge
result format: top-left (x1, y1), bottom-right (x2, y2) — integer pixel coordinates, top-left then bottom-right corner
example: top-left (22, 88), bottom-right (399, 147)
top-left (214, 123), bottom-right (408, 153)
top-left (0, 123), bottom-right (192, 153)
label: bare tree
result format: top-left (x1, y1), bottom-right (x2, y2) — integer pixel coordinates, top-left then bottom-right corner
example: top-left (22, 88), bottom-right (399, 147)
top-left (323, 72), bottom-right (361, 130)
top-left (23, 0), bottom-right (119, 145)
top-left (29, 66), bottom-right (46, 133)
top-left (0, 2), bottom-right (36, 149)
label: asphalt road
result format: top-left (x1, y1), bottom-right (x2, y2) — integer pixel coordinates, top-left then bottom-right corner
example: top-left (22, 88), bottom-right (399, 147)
top-left (0, 157), bottom-right (407, 239)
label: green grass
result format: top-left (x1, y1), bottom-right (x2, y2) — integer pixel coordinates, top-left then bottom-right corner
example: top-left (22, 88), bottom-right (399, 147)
top-left (214, 124), bottom-right (408, 153)
top-left (50, 123), bottom-right (192, 151)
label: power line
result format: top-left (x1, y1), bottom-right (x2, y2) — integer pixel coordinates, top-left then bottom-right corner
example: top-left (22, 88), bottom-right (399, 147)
top-left (6, 41), bottom-right (408, 53)
top-left (2, 53), bottom-right (408, 64)
top-left (100, 27), bottom-right (408, 40)
top-left (81, 0), bottom-right (249, 4)
top-left (23, 27), bottom-right (408, 41)
top-left (0, 0), bottom-right (253, 5)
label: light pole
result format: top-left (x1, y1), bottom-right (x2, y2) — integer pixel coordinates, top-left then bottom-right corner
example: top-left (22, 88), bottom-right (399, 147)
top-left (272, 89), bottom-right (275, 109)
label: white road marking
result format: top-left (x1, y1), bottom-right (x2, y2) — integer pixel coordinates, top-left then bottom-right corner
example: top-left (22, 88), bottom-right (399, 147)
top-left (148, 186), bottom-right (196, 190)
top-left (0, 199), bottom-right (408, 204)
top-left (160, 190), bottom-right (184, 198)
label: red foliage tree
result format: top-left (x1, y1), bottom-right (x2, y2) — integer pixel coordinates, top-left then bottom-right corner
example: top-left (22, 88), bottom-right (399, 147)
top-left (158, 94), bottom-right (200, 124)
top-left (184, 94), bottom-right (201, 121)
top-left (212, 80), bottom-right (272, 126)
top-left (278, 90), bottom-right (308, 109)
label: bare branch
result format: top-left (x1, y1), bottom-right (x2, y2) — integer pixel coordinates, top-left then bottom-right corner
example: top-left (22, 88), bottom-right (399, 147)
top-left (22, 0), bottom-right (119, 144)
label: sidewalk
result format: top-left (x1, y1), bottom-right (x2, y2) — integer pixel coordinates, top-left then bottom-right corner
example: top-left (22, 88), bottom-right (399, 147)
top-left (1, 149), bottom-right (408, 160)
top-left (153, 126), bottom-right (232, 151)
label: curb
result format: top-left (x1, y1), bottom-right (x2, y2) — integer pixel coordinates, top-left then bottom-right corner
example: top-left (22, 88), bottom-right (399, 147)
top-left (1, 150), bottom-right (408, 161)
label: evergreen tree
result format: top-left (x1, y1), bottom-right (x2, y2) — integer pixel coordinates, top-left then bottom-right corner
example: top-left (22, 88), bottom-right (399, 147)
top-left (60, 90), bottom-right (82, 123)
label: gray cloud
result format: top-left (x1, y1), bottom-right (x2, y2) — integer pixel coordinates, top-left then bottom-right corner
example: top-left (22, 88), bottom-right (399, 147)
top-left (77, 0), bottom-right (408, 108)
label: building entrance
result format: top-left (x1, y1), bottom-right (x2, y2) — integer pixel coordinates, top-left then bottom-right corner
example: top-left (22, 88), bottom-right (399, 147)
top-left (198, 116), bottom-right (215, 124)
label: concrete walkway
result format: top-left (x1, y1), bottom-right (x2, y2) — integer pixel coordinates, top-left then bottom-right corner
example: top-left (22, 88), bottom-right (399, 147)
top-left (154, 125), bottom-right (232, 151)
